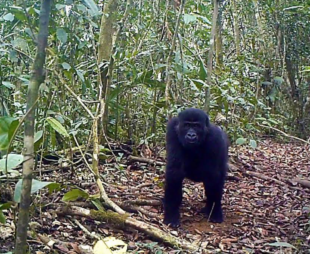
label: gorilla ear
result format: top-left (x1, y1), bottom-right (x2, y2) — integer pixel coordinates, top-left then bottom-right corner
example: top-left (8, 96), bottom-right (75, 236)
top-left (174, 118), bottom-right (180, 132)
top-left (205, 114), bottom-right (210, 127)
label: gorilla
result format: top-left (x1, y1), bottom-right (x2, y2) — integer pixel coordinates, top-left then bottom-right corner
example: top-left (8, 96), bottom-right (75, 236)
top-left (163, 108), bottom-right (228, 227)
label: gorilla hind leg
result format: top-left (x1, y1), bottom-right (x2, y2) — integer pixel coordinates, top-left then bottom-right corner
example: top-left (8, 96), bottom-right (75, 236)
top-left (201, 179), bottom-right (225, 223)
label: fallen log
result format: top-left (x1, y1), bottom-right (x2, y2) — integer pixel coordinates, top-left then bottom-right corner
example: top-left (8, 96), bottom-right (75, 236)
top-left (56, 205), bottom-right (198, 252)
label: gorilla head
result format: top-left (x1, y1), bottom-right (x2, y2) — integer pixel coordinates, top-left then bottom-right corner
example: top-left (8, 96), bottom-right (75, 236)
top-left (176, 108), bottom-right (210, 148)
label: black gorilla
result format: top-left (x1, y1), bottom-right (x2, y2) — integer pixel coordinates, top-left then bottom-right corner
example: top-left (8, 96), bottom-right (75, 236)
top-left (163, 108), bottom-right (228, 227)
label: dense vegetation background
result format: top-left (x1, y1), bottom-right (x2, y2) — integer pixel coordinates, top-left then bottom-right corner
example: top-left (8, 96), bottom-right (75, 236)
top-left (1, 0), bottom-right (309, 149)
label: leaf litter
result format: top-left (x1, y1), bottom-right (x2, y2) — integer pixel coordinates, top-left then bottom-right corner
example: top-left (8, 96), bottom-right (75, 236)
top-left (0, 139), bottom-right (309, 253)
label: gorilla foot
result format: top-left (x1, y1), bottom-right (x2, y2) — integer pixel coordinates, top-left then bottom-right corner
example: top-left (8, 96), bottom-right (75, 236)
top-left (163, 215), bottom-right (180, 228)
top-left (200, 206), bottom-right (224, 223)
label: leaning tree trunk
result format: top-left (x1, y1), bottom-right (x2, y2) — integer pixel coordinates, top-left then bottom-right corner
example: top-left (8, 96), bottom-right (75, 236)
top-left (14, 0), bottom-right (52, 253)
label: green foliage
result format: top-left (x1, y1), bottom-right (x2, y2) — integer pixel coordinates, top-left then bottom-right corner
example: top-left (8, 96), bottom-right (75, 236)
top-left (236, 138), bottom-right (247, 145)
top-left (14, 179), bottom-right (58, 203)
top-left (0, 202), bottom-right (13, 224)
top-left (46, 117), bottom-right (69, 137)
top-left (0, 154), bottom-right (23, 172)
top-left (62, 188), bottom-right (89, 202)
top-left (0, 0), bottom-right (309, 154)
top-left (0, 117), bottom-right (18, 150)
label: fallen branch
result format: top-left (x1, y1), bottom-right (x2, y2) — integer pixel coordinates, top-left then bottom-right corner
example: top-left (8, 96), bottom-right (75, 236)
top-left (124, 199), bottom-right (162, 206)
top-left (257, 123), bottom-right (310, 145)
top-left (245, 170), bottom-right (310, 190)
top-left (245, 171), bottom-right (286, 186)
top-left (128, 155), bottom-right (165, 166)
top-left (292, 178), bottom-right (310, 189)
top-left (117, 202), bottom-right (160, 219)
top-left (56, 205), bottom-right (198, 252)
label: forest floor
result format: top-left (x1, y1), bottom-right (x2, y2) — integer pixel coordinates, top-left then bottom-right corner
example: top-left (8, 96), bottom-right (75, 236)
top-left (0, 138), bottom-right (309, 253)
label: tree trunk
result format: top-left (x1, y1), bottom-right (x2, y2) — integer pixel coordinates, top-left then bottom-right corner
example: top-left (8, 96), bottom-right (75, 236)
top-left (97, 0), bottom-right (119, 132)
top-left (204, 0), bottom-right (218, 113)
top-left (165, 0), bottom-right (185, 117)
top-left (231, 0), bottom-right (240, 56)
top-left (14, 1), bottom-right (52, 253)
top-left (215, 0), bottom-right (223, 69)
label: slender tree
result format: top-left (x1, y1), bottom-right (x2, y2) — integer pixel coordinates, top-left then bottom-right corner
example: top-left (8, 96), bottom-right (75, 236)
top-left (97, 0), bottom-right (119, 132)
top-left (204, 0), bottom-right (218, 112)
top-left (14, 0), bottom-right (52, 253)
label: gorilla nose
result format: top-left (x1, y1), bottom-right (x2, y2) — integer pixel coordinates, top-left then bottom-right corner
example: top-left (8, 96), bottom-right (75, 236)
top-left (186, 133), bottom-right (197, 141)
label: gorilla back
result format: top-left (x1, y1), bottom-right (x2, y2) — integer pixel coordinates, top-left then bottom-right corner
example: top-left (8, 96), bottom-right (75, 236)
top-left (163, 108), bottom-right (228, 227)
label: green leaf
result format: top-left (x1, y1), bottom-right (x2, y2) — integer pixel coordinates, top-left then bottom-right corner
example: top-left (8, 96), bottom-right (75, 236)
top-left (56, 28), bottom-right (68, 44)
top-left (0, 154), bottom-right (23, 172)
top-left (268, 119), bottom-right (279, 125)
top-left (62, 189), bottom-right (89, 202)
top-left (249, 139), bottom-right (257, 149)
top-left (46, 183), bottom-right (61, 193)
top-left (273, 76), bottom-right (284, 86)
top-left (34, 130), bottom-right (43, 143)
top-left (261, 81), bottom-right (272, 86)
top-left (34, 130), bottom-right (43, 152)
top-left (77, 4), bottom-right (87, 13)
top-left (83, 0), bottom-right (100, 16)
top-left (183, 14), bottom-right (197, 24)
top-left (9, 6), bottom-right (26, 21)
top-left (99, 145), bottom-right (111, 153)
top-left (199, 60), bottom-right (207, 80)
top-left (56, 4), bottom-right (66, 10)
top-left (0, 211), bottom-right (5, 224)
top-left (2, 81), bottom-right (15, 89)
top-left (236, 138), bottom-right (247, 145)
top-left (61, 62), bottom-right (71, 70)
top-left (14, 179), bottom-right (55, 203)
top-left (9, 50), bottom-right (18, 63)
top-left (0, 202), bottom-right (12, 210)
top-left (195, 14), bottom-right (211, 24)
top-left (267, 242), bottom-right (296, 249)
top-left (91, 199), bottom-right (104, 210)
top-left (190, 79), bottom-right (206, 91)
top-left (46, 117), bottom-right (69, 137)
top-left (76, 69), bottom-right (85, 82)
top-left (12, 38), bottom-right (28, 51)
top-left (3, 13), bottom-right (14, 21)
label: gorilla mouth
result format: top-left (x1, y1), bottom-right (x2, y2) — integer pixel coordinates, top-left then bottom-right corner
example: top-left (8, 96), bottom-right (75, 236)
top-left (185, 139), bottom-right (198, 144)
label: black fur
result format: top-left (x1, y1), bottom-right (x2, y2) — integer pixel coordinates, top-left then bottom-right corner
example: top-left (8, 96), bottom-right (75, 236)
top-left (163, 108), bottom-right (228, 227)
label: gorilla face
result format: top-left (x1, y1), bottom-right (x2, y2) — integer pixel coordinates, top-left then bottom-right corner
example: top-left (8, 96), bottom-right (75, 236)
top-left (176, 108), bottom-right (209, 148)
